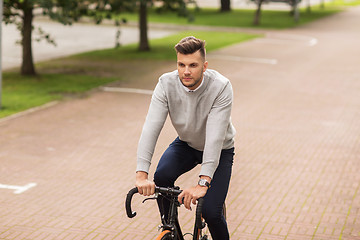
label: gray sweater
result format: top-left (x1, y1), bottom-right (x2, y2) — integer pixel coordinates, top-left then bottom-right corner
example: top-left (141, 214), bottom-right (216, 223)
top-left (136, 69), bottom-right (236, 179)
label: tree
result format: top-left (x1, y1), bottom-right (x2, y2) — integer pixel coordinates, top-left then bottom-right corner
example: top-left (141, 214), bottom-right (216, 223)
top-left (136, 0), bottom-right (192, 51)
top-left (3, 0), bottom-right (88, 75)
top-left (220, 0), bottom-right (231, 12)
top-left (2, 0), bottom-right (192, 76)
top-left (82, 0), bottom-right (150, 51)
top-left (139, 0), bottom-right (150, 51)
top-left (253, 0), bottom-right (265, 25)
top-left (253, 0), bottom-right (301, 25)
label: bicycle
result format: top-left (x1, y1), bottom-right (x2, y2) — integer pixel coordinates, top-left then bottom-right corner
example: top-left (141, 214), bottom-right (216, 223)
top-left (126, 186), bottom-right (217, 240)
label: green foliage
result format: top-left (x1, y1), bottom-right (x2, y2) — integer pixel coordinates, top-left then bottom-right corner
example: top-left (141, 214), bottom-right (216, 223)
top-left (85, 0), bottom-right (193, 24)
top-left (3, 0), bottom-right (96, 75)
top-left (154, 0), bottom-right (198, 18)
top-left (3, 0), bottom-right (87, 25)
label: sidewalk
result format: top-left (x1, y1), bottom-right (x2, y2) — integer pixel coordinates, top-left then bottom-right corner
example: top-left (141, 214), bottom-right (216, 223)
top-left (1, 6), bottom-right (360, 240)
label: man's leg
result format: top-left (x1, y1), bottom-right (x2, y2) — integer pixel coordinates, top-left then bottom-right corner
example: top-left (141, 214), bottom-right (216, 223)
top-left (202, 148), bottom-right (234, 240)
top-left (153, 137), bottom-right (200, 221)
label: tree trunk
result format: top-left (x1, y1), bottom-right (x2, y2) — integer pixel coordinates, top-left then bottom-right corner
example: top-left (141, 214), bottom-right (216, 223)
top-left (293, 0), bottom-right (300, 22)
top-left (307, 0), bottom-right (311, 13)
top-left (139, 1), bottom-right (150, 51)
top-left (21, 3), bottom-right (36, 75)
top-left (220, 0), bottom-right (231, 12)
top-left (320, 0), bottom-right (325, 9)
top-left (253, 0), bottom-right (264, 25)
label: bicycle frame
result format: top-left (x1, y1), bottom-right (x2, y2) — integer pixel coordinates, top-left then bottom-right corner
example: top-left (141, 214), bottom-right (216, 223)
top-left (126, 186), bottom-right (206, 240)
top-left (159, 187), bottom-right (184, 240)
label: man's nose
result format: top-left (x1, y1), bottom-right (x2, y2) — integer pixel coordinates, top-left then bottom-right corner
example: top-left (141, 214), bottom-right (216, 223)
top-left (184, 66), bottom-right (191, 74)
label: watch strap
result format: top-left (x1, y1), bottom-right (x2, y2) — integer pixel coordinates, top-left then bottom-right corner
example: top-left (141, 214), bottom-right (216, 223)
top-left (198, 178), bottom-right (210, 188)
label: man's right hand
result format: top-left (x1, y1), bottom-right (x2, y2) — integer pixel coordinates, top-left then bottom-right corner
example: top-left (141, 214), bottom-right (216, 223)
top-left (135, 171), bottom-right (155, 196)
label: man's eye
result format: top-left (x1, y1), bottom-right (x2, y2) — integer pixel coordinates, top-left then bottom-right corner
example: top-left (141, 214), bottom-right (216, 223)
top-left (190, 64), bottom-right (198, 67)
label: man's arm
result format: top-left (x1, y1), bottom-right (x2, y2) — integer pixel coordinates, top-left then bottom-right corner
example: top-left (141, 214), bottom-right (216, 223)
top-left (136, 81), bottom-right (168, 195)
top-left (200, 81), bottom-right (234, 179)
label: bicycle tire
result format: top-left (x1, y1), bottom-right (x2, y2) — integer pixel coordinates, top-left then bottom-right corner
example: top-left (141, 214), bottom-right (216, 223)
top-left (156, 230), bottom-right (173, 240)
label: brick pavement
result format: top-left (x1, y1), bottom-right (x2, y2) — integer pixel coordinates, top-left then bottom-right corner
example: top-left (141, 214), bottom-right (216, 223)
top-left (1, 6), bottom-right (360, 240)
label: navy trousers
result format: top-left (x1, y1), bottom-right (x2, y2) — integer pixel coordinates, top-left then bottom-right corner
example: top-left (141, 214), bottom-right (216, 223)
top-left (154, 137), bottom-right (234, 240)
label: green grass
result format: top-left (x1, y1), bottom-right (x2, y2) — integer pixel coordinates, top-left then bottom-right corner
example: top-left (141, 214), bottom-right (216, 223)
top-left (118, 0), bottom-right (359, 29)
top-left (1, 31), bottom-right (259, 118)
top-left (331, 0), bottom-right (360, 6)
top-left (75, 31), bottom-right (260, 61)
top-left (0, 73), bottom-right (117, 118)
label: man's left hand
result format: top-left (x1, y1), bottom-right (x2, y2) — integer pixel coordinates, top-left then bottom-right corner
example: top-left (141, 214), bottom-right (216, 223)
top-left (178, 185), bottom-right (208, 210)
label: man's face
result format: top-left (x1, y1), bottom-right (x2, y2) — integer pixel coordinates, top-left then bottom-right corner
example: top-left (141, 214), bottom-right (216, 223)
top-left (177, 50), bottom-right (208, 90)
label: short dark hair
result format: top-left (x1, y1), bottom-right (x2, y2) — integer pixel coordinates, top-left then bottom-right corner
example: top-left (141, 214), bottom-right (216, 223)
top-left (174, 36), bottom-right (206, 59)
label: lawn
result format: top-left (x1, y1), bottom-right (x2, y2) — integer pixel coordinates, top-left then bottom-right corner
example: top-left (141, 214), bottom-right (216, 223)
top-left (75, 31), bottom-right (260, 61)
top-left (0, 31), bottom-right (260, 118)
top-left (0, 73), bottom-right (117, 118)
top-left (118, 0), bottom-right (360, 29)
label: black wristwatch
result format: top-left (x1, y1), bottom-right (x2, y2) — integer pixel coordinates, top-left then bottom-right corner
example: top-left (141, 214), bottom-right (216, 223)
top-left (198, 178), bottom-right (210, 188)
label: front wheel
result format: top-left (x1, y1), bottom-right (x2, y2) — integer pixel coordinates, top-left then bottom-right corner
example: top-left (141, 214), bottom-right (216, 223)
top-left (156, 230), bottom-right (173, 240)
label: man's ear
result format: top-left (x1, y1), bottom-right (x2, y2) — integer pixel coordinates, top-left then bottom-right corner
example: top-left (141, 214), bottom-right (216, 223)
top-left (203, 61), bottom-right (208, 72)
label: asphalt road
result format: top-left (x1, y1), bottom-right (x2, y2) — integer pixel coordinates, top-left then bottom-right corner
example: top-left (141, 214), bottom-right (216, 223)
top-left (2, 20), bottom-right (177, 70)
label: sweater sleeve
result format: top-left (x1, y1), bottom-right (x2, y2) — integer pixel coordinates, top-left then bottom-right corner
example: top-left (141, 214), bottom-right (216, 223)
top-left (200, 82), bottom-right (233, 179)
top-left (136, 82), bottom-right (168, 173)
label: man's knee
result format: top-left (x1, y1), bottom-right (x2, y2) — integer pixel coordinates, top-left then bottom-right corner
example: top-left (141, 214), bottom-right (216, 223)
top-left (154, 169), bottom-right (174, 187)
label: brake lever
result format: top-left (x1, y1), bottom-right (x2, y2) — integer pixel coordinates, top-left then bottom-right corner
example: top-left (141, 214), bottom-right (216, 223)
top-left (142, 192), bottom-right (159, 203)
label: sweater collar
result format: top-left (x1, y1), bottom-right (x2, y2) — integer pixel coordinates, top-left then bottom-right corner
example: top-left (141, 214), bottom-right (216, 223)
top-left (181, 76), bottom-right (205, 93)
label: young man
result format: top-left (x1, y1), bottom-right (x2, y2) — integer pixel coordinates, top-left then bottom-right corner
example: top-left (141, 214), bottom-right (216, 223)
top-left (135, 36), bottom-right (236, 240)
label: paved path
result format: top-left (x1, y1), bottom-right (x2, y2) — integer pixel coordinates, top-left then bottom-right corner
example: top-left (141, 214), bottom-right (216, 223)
top-left (1, 6), bottom-right (360, 240)
top-left (2, 20), bottom-right (177, 70)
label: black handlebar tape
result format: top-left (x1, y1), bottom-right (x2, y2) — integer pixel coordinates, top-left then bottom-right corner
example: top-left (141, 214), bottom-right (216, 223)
top-left (125, 187), bottom-right (139, 218)
top-left (156, 186), bottom-right (182, 195)
top-left (195, 198), bottom-right (206, 229)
